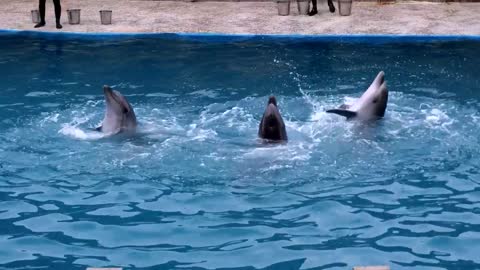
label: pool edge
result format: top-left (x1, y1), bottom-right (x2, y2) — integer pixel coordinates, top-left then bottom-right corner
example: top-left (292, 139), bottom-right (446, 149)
top-left (1, 29), bottom-right (480, 43)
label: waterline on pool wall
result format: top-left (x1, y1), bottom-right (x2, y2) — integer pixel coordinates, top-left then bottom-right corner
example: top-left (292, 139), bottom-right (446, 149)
top-left (2, 29), bottom-right (480, 43)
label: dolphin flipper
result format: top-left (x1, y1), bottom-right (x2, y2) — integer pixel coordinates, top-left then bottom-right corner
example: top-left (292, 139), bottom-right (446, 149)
top-left (326, 109), bottom-right (357, 119)
top-left (95, 126), bottom-right (102, 132)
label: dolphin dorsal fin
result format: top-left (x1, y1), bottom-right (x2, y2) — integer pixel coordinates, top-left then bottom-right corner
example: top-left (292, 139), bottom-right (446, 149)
top-left (326, 109), bottom-right (357, 119)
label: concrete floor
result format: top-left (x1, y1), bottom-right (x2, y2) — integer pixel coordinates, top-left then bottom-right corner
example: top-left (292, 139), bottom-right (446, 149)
top-left (1, 0), bottom-right (480, 35)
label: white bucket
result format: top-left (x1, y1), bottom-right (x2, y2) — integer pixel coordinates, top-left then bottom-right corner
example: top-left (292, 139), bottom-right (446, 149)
top-left (297, 0), bottom-right (310, 15)
top-left (31, 10), bottom-right (40, 23)
top-left (338, 0), bottom-right (352, 16)
top-left (67, 9), bottom-right (81, 25)
top-left (277, 1), bottom-right (290, 16)
top-left (100, 10), bottom-right (112, 25)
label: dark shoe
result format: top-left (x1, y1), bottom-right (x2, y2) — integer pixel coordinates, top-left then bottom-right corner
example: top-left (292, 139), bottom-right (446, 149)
top-left (308, 9), bottom-right (318, 16)
top-left (34, 22), bottom-right (45, 28)
top-left (328, 0), bottom-right (336, 13)
top-left (56, 22), bottom-right (63, 29)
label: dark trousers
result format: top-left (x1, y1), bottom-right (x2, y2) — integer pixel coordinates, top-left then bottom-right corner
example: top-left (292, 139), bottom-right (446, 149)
top-left (39, 0), bottom-right (61, 23)
top-left (311, 0), bottom-right (334, 11)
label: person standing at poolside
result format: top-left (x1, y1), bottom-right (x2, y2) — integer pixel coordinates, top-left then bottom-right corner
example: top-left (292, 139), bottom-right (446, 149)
top-left (34, 0), bottom-right (62, 29)
top-left (309, 0), bottom-right (335, 16)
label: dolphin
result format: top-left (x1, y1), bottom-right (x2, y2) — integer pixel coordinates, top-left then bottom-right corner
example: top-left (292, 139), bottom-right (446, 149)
top-left (326, 71), bottom-right (388, 121)
top-left (96, 85), bottom-right (137, 134)
top-left (258, 96), bottom-right (288, 142)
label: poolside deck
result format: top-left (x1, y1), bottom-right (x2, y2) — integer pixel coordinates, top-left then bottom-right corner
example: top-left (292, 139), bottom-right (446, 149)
top-left (1, 0), bottom-right (480, 35)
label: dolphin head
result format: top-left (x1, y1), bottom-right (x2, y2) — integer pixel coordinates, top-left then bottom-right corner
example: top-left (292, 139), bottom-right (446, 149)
top-left (326, 71), bottom-right (388, 121)
top-left (104, 85), bottom-right (131, 114)
top-left (264, 104), bottom-right (281, 132)
top-left (258, 96), bottom-right (288, 141)
top-left (355, 71), bottom-right (388, 119)
top-left (371, 81), bottom-right (388, 117)
top-left (101, 85), bottom-right (137, 134)
top-left (265, 96), bottom-right (280, 130)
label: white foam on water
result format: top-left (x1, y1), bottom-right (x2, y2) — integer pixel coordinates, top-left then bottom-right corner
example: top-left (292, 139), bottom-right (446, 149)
top-left (189, 89), bottom-right (218, 99)
top-left (199, 106), bottom-right (255, 133)
top-left (292, 94), bottom-right (356, 143)
top-left (186, 124), bottom-right (217, 142)
top-left (141, 118), bottom-right (182, 135)
top-left (343, 96), bottom-right (357, 106)
top-left (205, 152), bottom-right (227, 162)
top-left (40, 113), bottom-right (60, 124)
top-left (47, 85), bottom-right (476, 180)
top-left (0, 103), bottom-right (24, 108)
top-left (58, 112), bottom-right (106, 140)
top-left (140, 111), bottom-right (190, 143)
top-left (419, 105), bottom-right (457, 136)
top-left (411, 87), bottom-right (440, 95)
top-left (380, 92), bottom-right (468, 146)
top-left (337, 85), bottom-right (357, 90)
top-left (25, 91), bottom-right (62, 97)
top-left (85, 100), bottom-right (103, 107)
top-left (471, 114), bottom-right (480, 125)
top-left (76, 94), bottom-right (97, 100)
top-left (58, 125), bottom-right (106, 140)
top-left (113, 82), bottom-right (144, 90)
top-left (425, 108), bottom-right (452, 125)
top-left (260, 164), bottom-right (293, 173)
top-left (145, 92), bottom-right (178, 98)
top-left (59, 82), bottom-right (78, 86)
top-left (242, 141), bottom-right (312, 163)
top-left (242, 144), bottom-right (286, 159)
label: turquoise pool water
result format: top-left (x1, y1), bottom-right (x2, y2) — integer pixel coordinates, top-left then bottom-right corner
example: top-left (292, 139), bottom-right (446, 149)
top-left (0, 34), bottom-right (479, 270)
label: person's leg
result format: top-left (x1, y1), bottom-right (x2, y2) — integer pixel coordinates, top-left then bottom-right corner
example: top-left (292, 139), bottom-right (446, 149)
top-left (53, 0), bottom-right (62, 29)
top-left (34, 0), bottom-right (46, 28)
top-left (327, 0), bottom-right (336, 13)
top-left (308, 0), bottom-right (318, 16)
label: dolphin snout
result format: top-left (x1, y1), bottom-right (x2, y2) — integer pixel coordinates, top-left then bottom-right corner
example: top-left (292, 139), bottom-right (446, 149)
top-left (268, 96), bottom-right (277, 106)
top-left (103, 85), bottom-right (118, 105)
top-left (377, 71), bottom-right (385, 85)
top-left (103, 85), bottom-right (113, 94)
top-left (103, 85), bottom-right (116, 102)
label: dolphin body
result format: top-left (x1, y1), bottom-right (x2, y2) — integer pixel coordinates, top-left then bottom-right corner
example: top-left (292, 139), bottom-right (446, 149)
top-left (97, 85), bottom-right (137, 135)
top-left (258, 96), bottom-right (288, 142)
top-left (327, 71), bottom-right (388, 121)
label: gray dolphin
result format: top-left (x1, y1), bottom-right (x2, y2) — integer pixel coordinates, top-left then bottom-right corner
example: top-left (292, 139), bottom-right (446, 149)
top-left (96, 85), bottom-right (137, 134)
top-left (258, 96), bottom-right (288, 141)
top-left (326, 71), bottom-right (388, 121)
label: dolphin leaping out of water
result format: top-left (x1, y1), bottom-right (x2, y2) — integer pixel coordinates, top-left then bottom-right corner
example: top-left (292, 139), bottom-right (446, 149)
top-left (97, 85), bottom-right (137, 135)
top-left (326, 71), bottom-right (388, 121)
top-left (258, 96), bottom-right (288, 142)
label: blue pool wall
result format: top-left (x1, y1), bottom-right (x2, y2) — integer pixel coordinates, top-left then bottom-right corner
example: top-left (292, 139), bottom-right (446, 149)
top-left (1, 29), bottom-right (480, 43)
